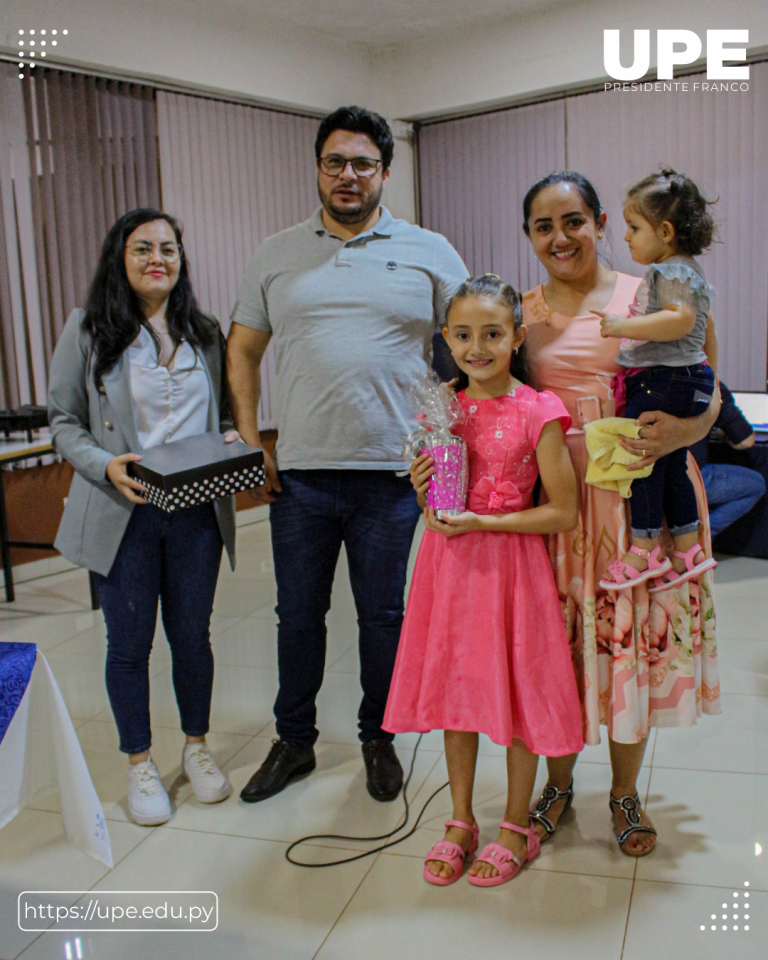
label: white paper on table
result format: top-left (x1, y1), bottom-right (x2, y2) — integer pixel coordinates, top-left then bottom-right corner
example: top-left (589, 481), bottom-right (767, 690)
top-left (0, 651), bottom-right (112, 868)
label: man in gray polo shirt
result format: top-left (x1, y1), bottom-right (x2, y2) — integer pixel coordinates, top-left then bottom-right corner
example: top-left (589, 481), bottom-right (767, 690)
top-left (227, 106), bottom-right (467, 804)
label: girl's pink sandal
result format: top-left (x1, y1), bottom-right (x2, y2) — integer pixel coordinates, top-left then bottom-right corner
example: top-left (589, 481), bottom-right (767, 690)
top-left (599, 545), bottom-right (671, 592)
top-left (423, 819), bottom-right (480, 886)
top-left (467, 821), bottom-right (540, 887)
top-left (648, 544), bottom-right (717, 593)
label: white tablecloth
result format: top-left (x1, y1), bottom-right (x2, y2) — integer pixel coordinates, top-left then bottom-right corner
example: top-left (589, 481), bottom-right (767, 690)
top-left (0, 647), bottom-right (112, 867)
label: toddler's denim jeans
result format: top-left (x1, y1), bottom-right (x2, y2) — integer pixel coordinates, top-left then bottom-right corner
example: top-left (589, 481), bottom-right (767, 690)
top-left (624, 363), bottom-right (715, 539)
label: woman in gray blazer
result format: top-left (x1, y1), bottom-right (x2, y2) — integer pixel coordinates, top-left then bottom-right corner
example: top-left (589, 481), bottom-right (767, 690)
top-left (49, 208), bottom-right (236, 826)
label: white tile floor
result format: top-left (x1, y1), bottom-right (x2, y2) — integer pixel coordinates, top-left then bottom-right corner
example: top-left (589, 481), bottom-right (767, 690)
top-left (1, 515), bottom-right (766, 960)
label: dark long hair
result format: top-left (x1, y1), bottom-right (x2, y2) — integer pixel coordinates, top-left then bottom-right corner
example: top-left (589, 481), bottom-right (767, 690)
top-left (626, 168), bottom-right (717, 256)
top-left (83, 208), bottom-right (214, 386)
top-left (444, 275), bottom-right (529, 391)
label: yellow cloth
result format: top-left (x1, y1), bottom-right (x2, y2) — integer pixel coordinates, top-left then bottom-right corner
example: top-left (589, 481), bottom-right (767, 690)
top-left (584, 417), bottom-right (654, 497)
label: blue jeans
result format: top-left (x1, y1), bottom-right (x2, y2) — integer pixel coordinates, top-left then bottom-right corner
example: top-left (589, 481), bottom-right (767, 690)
top-left (93, 503), bottom-right (223, 754)
top-left (625, 363), bottom-right (715, 538)
top-left (270, 470), bottom-right (422, 749)
top-left (702, 463), bottom-right (767, 537)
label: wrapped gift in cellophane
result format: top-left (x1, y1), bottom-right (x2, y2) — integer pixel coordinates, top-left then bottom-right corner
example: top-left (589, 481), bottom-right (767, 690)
top-left (404, 374), bottom-right (468, 518)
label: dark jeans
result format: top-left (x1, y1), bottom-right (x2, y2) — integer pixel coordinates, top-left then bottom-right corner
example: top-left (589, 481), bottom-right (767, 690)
top-left (625, 363), bottom-right (715, 538)
top-left (702, 463), bottom-right (767, 537)
top-left (270, 469), bottom-right (422, 749)
top-left (93, 502), bottom-right (223, 754)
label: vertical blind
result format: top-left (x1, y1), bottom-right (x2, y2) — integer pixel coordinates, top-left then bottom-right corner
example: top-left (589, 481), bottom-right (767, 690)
top-left (157, 91), bottom-right (319, 429)
top-left (419, 100), bottom-right (566, 292)
top-left (566, 63), bottom-right (768, 391)
top-left (0, 64), bottom-right (160, 408)
top-left (419, 73), bottom-right (768, 390)
top-left (2, 67), bottom-right (318, 424)
top-left (23, 69), bottom-right (160, 375)
top-left (0, 63), bottom-right (46, 407)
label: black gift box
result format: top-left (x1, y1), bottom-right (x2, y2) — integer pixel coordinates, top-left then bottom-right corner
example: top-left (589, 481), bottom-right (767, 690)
top-left (127, 432), bottom-right (266, 512)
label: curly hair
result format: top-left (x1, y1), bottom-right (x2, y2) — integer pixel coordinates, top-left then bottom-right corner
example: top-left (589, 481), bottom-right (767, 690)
top-left (626, 168), bottom-right (717, 256)
top-left (444, 274), bottom-right (529, 389)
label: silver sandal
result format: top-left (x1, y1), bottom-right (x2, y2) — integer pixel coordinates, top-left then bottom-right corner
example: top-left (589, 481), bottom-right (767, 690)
top-left (529, 780), bottom-right (574, 841)
top-left (609, 792), bottom-right (657, 857)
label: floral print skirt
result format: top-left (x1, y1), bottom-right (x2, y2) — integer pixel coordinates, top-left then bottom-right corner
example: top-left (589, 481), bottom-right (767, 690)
top-left (550, 435), bottom-right (720, 745)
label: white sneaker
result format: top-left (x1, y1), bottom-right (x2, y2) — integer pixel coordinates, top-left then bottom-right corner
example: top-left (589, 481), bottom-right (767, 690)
top-left (182, 742), bottom-right (232, 803)
top-left (126, 758), bottom-right (171, 826)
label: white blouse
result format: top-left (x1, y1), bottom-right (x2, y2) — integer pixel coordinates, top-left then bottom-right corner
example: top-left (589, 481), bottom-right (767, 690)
top-left (128, 326), bottom-right (210, 449)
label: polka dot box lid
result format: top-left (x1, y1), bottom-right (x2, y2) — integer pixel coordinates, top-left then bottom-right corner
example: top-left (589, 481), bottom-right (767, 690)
top-left (127, 432), bottom-right (266, 512)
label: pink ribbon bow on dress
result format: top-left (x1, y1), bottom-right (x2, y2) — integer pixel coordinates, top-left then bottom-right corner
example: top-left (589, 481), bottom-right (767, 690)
top-left (468, 477), bottom-right (524, 513)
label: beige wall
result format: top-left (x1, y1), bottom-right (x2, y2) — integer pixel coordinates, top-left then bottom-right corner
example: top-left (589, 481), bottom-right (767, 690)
top-left (376, 0), bottom-right (768, 119)
top-left (4, 0), bottom-right (767, 117)
top-left (0, 0), bottom-right (373, 113)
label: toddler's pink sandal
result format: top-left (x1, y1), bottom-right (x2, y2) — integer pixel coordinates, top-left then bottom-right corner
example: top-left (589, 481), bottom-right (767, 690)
top-left (599, 545), bottom-right (671, 592)
top-left (466, 821), bottom-right (540, 887)
top-left (423, 819), bottom-right (479, 886)
top-left (648, 544), bottom-right (717, 594)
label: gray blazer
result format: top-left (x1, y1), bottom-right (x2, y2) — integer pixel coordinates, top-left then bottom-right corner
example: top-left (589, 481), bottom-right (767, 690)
top-left (49, 308), bottom-right (236, 576)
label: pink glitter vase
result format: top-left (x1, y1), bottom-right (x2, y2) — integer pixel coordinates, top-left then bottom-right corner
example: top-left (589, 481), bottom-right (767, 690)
top-left (423, 437), bottom-right (468, 518)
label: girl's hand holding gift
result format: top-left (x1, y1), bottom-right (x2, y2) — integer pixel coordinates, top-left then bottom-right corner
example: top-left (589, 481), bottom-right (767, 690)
top-left (422, 507), bottom-right (482, 537)
top-left (409, 453), bottom-right (435, 509)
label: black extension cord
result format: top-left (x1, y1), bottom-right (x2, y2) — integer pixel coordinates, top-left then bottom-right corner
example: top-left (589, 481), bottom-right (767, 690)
top-left (285, 734), bottom-right (450, 868)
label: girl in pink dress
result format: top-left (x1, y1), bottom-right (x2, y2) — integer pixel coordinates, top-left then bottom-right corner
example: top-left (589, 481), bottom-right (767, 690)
top-left (384, 275), bottom-right (584, 888)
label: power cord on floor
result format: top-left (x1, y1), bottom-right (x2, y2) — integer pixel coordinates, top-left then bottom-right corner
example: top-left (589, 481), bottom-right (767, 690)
top-left (285, 734), bottom-right (450, 867)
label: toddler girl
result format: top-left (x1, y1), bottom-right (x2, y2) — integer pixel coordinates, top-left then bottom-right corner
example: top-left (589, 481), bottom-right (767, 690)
top-left (595, 169), bottom-right (718, 592)
top-left (383, 275), bottom-right (583, 887)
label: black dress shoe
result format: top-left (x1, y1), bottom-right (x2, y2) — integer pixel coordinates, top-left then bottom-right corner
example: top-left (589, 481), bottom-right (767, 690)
top-left (240, 740), bottom-right (316, 803)
top-left (362, 739), bottom-right (403, 802)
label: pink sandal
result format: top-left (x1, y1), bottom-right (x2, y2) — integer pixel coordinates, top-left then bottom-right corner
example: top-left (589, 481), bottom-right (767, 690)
top-left (467, 821), bottom-right (541, 887)
top-left (423, 819), bottom-right (480, 886)
top-left (599, 545), bottom-right (672, 592)
top-left (649, 544), bottom-right (717, 593)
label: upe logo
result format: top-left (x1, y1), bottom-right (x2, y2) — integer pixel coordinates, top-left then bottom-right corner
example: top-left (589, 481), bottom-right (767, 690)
top-left (604, 30), bottom-right (749, 81)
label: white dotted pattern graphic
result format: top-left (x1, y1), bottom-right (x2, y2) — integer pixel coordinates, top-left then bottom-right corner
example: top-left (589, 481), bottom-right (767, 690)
top-left (701, 882), bottom-right (752, 933)
top-left (16, 28), bottom-right (68, 77)
top-left (140, 464), bottom-right (266, 512)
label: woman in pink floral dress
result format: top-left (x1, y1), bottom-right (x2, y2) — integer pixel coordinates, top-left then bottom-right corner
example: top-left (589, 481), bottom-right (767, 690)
top-left (521, 172), bottom-right (720, 856)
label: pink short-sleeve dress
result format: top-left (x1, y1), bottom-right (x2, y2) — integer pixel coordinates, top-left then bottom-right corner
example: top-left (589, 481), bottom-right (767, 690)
top-left (522, 275), bottom-right (720, 746)
top-left (383, 385), bottom-right (585, 756)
